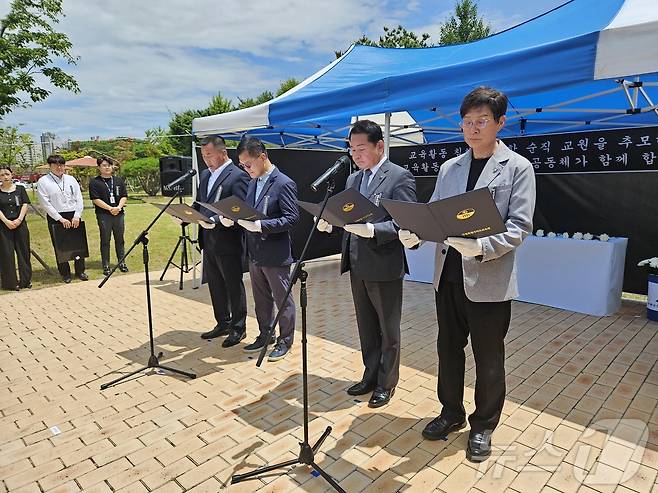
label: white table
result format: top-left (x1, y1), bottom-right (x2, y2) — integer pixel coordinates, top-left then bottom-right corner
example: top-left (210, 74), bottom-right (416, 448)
top-left (516, 236), bottom-right (628, 316)
top-left (405, 236), bottom-right (628, 317)
top-left (405, 241), bottom-right (437, 284)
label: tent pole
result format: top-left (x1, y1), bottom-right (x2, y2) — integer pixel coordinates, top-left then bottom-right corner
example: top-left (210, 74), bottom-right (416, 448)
top-left (384, 112), bottom-right (391, 155)
top-left (191, 140), bottom-right (200, 289)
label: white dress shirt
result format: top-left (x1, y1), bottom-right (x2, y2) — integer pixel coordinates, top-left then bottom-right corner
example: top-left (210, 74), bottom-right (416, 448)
top-left (364, 155), bottom-right (387, 188)
top-left (207, 159), bottom-right (232, 197)
top-left (37, 173), bottom-right (84, 221)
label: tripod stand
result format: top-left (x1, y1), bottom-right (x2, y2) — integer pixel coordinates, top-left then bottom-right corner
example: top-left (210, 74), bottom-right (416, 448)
top-left (231, 177), bottom-right (346, 493)
top-left (160, 196), bottom-right (200, 290)
top-left (28, 204), bottom-right (54, 275)
top-left (99, 188), bottom-right (197, 391)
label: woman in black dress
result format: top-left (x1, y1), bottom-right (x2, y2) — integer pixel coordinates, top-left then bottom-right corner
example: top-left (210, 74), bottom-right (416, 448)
top-left (0, 165), bottom-right (32, 290)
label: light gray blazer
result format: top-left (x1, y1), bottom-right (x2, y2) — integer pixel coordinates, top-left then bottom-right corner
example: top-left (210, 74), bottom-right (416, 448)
top-left (430, 140), bottom-right (536, 301)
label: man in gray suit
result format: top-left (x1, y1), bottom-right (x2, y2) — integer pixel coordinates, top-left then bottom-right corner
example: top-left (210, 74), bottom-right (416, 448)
top-left (399, 87), bottom-right (536, 462)
top-left (318, 120), bottom-right (416, 408)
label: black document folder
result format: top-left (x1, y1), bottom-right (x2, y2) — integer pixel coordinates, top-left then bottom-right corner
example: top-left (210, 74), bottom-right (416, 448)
top-left (153, 203), bottom-right (211, 223)
top-left (197, 196), bottom-right (266, 221)
top-left (298, 188), bottom-right (387, 228)
top-left (50, 221), bottom-right (89, 263)
top-left (381, 187), bottom-right (506, 243)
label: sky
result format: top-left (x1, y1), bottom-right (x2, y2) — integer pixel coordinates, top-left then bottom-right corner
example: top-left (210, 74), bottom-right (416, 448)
top-left (1, 0), bottom-right (566, 144)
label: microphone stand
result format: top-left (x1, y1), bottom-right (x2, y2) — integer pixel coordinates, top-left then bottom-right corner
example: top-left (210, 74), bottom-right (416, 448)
top-left (231, 176), bottom-right (346, 492)
top-left (98, 185), bottom-right (196, 390)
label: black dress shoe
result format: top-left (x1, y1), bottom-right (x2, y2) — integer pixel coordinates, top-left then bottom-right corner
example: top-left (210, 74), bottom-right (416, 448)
top-left (77, 272), bottom-right (89, 281)
top-left (467, 430), bottom-right (492, 462)
top-left (102, 267), bottom-right (111, 276)
top-left (222, 329), bottom-right (246, 348)
top-left (118, 264), bottom-right (129, 273)
top-left (346, 380), bottom-right (376, 396)
top-left (422, 415), bottom-right (466, 440)
top-left (62, 276), bottom-right (72, 284)
top-left (368, 387), bottom-right (395, 408)
top-left (201, 325), bottom-right (230, 339)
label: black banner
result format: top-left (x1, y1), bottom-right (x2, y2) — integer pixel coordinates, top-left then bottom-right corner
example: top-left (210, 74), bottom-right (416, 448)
top-left (208, 127), bottom-right (657, 295)
top-left (389, 126), bottom-right (658, 176)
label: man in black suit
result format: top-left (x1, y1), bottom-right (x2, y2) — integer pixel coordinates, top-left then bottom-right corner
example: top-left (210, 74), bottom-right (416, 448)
top-left (317, 120), bottom-right (416, 407)
top-left (233, 136), bottom-right (299, 362)
top-left (193, 136), bottom-right (250, 348)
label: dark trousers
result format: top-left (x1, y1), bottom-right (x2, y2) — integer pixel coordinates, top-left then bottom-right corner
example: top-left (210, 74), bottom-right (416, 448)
top-left (47, 213), bottom-right (85, 277)
top-left (204, 251), bottom-right (247, 331)
top-left (0, 221), bottom-right (31, 289)
top-left (248, 262), bottom-right (296, 347)
top-left (350, 274), bottom-right (402, 390)
top-left (435, 282), bottom-right (511, 433)
top-left (97, 213), bottom-right (125, 267)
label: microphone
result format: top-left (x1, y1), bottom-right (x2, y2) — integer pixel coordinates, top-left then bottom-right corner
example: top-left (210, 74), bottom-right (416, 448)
top-left (310, 155), bottom-right (350, 192)
top-left (165, 168), bottom-right (196, 189)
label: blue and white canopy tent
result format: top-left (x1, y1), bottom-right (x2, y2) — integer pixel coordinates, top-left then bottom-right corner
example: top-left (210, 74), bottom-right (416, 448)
top-left (193, 0), bottom-right (658, 150)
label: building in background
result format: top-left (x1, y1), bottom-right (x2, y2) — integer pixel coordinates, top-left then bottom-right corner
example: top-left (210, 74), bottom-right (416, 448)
top-left (40, 132), bottom-right (56, 158)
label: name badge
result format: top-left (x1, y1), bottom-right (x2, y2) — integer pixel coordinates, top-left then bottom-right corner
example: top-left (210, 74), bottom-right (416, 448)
top-left (109, 194), bottom-right (116, 205)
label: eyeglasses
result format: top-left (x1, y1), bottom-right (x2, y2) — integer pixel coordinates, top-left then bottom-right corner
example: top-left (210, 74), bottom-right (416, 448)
top-left (459, 118), bottom-right (492, 130)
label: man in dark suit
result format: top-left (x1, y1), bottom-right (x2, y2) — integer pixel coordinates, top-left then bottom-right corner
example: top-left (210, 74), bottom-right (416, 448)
top-left (317, 120), bottom-right (416, 408)
top-left (233, 136), bottom-right (299, 362)
top-left (193, 135), bottom-right (250, 348)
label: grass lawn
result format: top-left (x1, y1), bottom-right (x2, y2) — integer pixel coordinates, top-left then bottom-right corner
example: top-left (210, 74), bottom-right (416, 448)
top-left (2, 189), bottom-right (198, 293)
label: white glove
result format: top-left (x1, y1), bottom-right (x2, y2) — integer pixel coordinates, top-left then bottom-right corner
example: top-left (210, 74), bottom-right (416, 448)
top-left (219, 215), bottom-right (235, 227)
top-left (198, 221), bottom-right (215, 230)
top-left (170, 216), bottom-right (183, 226)
top-left (444, 237), bottom-right (483, 257)
top-left (344, 223), bottom-right (375, 238)
top-left (315, 217), bottom-right (333, 234)
top-left (238, 219), bottom-right (262, 233)
top-left (398, 229), bottom-right (420, 248)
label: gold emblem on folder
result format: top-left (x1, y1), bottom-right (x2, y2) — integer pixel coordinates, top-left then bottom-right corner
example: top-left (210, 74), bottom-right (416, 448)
top-left (456, 208), bottom-right (475, 220)
top-left (342, 202), bottom-right (355, 212)
top-left (231, 206), bottom-right (241, 213)
top-left (184, 210), bottom-right (192, 215)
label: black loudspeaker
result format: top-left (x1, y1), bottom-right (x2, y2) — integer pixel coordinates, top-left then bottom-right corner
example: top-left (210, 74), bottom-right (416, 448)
top-left (160, 155), bottom-right (193, 196)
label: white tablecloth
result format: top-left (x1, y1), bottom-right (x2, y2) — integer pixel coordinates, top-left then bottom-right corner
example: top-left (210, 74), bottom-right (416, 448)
top-left (405, 236), bottom-right (628, 316)
top-left (405, 241), bottom-right (437, 284)
top-left (516, 236), bottom-right (628, 316)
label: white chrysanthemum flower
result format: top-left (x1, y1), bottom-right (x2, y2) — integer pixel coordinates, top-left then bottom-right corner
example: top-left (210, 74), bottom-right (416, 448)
top-left (572, 232), bottom-right (583, 240)
top-left (583, 233), bottom-right (594, 240)
top-left (547, 232), bottom-right (557, 238)
top-left (535, 229), bottom-right (544, 237)
top-left (562, 232), bottom-right (570, 239)
top-left (599, 233), bottom-right (610, 242)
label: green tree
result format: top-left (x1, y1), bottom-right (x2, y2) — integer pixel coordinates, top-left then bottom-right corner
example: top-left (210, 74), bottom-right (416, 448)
top-left (335, 26), bottom-right (432, 58)
top-left (0, 0), bottom-right (80, 116)
top-left (168, 92), bottom-right (235, 155)
top-left (0, 126), bottom-right (34, 168)
top-left (236, 90), bottom-right (274, 110)
top-left (58, 149), bottom-right (85, 162)
top-left (67, 166), bottom-right (96, 191)
top-left (439, 0), bottom-right (492, 45)
top-left (143, 127), bottom-right (176, 157)
top-left (122, 157), bottom-right (160, 196)
top-left (275, 78), bottom-right (299, 97)
top-left (236, 78), bottom-right (300, 109)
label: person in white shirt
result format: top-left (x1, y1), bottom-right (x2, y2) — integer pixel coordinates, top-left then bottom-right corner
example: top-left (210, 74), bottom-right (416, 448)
top-left (37, 154), bottom-right (88, 283)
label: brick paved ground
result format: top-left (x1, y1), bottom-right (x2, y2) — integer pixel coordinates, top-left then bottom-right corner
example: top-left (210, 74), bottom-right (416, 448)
top-left (1, 258), bottom-right (656, 492)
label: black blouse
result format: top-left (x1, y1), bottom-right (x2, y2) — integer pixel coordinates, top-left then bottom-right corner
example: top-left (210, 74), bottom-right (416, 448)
top-left (0, 185), bottom-right (30, 221)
